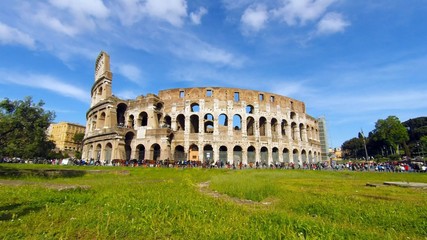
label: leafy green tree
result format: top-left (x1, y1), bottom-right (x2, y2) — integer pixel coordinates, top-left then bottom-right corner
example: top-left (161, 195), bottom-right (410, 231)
top-left (341, 137), bottom-right (364, 159)
top-left (372, 116), bottom-right (409, 155)
top-left (72, 132), bottom-right (85, 159)
top-left (0, 97), bottom-right (55, 159)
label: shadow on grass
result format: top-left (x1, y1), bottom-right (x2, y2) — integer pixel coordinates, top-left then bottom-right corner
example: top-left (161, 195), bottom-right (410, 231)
top-left (0, 202), bottom-right (43, 221)
top-left (0, 166), bottom-right (86, 179)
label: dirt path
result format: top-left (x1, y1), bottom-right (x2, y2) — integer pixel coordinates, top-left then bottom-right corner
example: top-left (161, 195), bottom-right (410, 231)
top-left (0, 179), bottom-right (91, 191)
top-left (197, 181), bottom-right (273, 206)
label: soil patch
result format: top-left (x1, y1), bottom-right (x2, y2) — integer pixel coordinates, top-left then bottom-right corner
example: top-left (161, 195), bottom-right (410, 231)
top-left (0, 179), bottom-right (91, 191)
top-left (197, 181), bottom-right (273, 206)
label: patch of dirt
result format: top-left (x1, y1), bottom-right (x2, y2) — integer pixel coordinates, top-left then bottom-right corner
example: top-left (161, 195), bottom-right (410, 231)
top-left (197, 181), bottom-right (273, 206)
top-left (0, 179), bottom-right (91, 191)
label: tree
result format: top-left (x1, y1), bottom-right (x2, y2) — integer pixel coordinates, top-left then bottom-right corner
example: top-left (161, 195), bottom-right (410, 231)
top-left (73, 132), bottom-right (85, 159)
top-left (341, 137), bottom-right (364, 159)
top-left (0, 97), bottom-right (56, 159)
top-left (372, 116), bottom-right (409, 156)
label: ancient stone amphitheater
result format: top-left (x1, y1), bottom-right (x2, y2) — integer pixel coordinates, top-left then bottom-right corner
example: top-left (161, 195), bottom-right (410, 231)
top-left (82, 52), bottom-right (326, 166)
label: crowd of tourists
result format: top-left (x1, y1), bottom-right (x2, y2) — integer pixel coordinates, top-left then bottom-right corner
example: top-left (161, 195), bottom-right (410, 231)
top-left (1, 156), bottom-right (426, 173)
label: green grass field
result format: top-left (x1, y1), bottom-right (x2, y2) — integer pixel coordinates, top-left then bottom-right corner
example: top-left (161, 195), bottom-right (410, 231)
top-left (1, 164), bottom-right (426, 239)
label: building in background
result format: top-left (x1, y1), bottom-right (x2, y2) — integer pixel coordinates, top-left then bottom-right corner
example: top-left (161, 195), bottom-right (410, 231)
top-left (82, 52), bottom-right (327, 165)
top-left (48, 122), bottom-right (85, 156)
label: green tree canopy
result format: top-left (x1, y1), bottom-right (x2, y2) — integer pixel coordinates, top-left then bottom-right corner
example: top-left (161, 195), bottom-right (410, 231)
top-left (0, 97), bottom-right (56, 159)
top-left (372, 116), bottom-right (409, 155)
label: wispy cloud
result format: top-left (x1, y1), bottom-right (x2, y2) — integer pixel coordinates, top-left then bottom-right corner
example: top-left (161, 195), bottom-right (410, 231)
top-left (116, 63), bottom-right (143, 84)
top-left (241, 4), bottom-right (269, 33)
top-left (0, 22), bottom-right (35, 48)
top-left (0, 69), bottom-right (89, 103)
top-left (190, 7), bottom-right (208, 25)
top-left (316, 12), bottom-right (350, 35)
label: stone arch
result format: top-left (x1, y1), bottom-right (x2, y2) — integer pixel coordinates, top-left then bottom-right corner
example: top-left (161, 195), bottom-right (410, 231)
top-left (104, 142), bottom-right (112, 164)
top-left (247, 146), bottom-right (256, 164)
top-left (260, 147), bottom-right (268, 165)
top-left (271, 118), bottom-right (278, 137)
top-left (259, 117), bottom-right (267, 136)
top-left (189, 144), bottom-right (199, 161)
top-left (291, 122), bottom-right (297, 140)
top-left (299, 123), bottom-right (305, 141)
top-left (190, 114), bottom-right (199, 133)
top-left (128, 114), bottom-right (135, 128)
top-left (281, 119), bottom-right (288, 137)
top-left (163, 115), bottom-right (171, 128)
top-left (290, 111), bottom-right (296, 120)
top-left (293, 149), bottom-right (299, 165)
top-left (218, 114), bottom-right (228, 132)
top-left (233, 146), bottom-right (242, 164)
top-left (151, 143), bottom-right (161, 161)
top-left (272, 147), bottom-right (279, 163)
top-left (204, 113), bottom-right (214, 133)
top-left (191, 103), bottom-right (199, 112)
top-left (219, 146), bottom-right (227, 163)
top-left (136, 144), bottom-right (145, 161)
top-left (301, 149), bottom-right (307, 163)
top-left (95, 144), bottom-right (102, 162)
top-left (139, 111), bottom-right (148, 127)
top-left (246, 116), bottom-right (255, 136)
top-left (117, 103), bottom-right (127, 127)
top-left (283, 148), bottom-right (290, 163)
top-left (174, 145), bottom-right (186, 161)
top-left (246, 105), bottom-right (254, 114)
top-left (98, 112), bottom-right (106, 129)
top-left (176, 114), bottom-right (185, 131)
top-left (233, 114), bottom-right (242, 131)
top-left (203, 144), bottom-right (213, 163)
top-left (125, 132), bottom-right (134, 161)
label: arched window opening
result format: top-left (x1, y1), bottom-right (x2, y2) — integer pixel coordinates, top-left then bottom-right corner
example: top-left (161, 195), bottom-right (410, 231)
top-left (272, 147), bottom-right (279, 163)
top-left (290, 112), bottom-right (296, 120)
top-left (291, 122), bottom-right (297, 140)
top-left (219, 146), bottom-right (227, 163)
top-left (247, 117), bottom-right (255, 136)
top-left (151, 144), bottom-right (161, 161)
top-left (271, 118), bottom-right (278, 136)
top-left (281, 120), bottom-right (287, 136)
top-left (233, 114), bottom-right (242, 131)
top-left (117, 103), bottom-right (127, 127)
top-left (218, 114), bottom-right (228, 127)
top-left (233, 146), bottom-right (242, 164)
top-left (190, 115), bottom-right (199, 133)
top-left (96, 144), bottom-right (102, 162)
top-left (293, 149), bottom-right (299, 165)
top-left (104, 143), bottom-right (112, 164)
top-left (299, 123), bottom-right (305, 141)
top-left (177, 114), bottom-right (185, 131)
top-left (283, 148), bottom-right (290, 163)
top-left (203, 145), bottom-right (213, 163)
top-left (246, 105), bottom-right (254, 114)
top-left (174, 145), bottom-right (186, 162)
top-left (260, 147), bottom-right (268, 166)
top-left (163, 115), bottom-right (172, 128)
top-left (128, 115), bottom-right (135, 128)
top-left (191, 103), bottom-right (199, 112)
top-left (125, 132), bottom-right (134, 161)
top-left (259, 117), bottom-right (267, 136)
top-left (189, 144), bottom-right (199, 161)
top-left (98, 112), bottom-right (106, 129)
top-left (301, 150), bottom-right (307, 163)
top-left (137, 144), bottom-right (145, 161)
top-left (204, 114), bottom-right (214, 133)
top-left (247, 146), bottom-right (256, 164)
top-left (139, 112), bottom-right (148, 127)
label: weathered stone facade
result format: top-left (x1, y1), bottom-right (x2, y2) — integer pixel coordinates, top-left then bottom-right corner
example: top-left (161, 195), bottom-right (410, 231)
top-left (82, 52), bottom-right (324, 165)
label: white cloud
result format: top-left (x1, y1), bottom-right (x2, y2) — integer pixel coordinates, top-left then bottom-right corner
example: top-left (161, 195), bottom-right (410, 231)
top-left (115, 90), bottom-right (139, 100)
top-left (190, 7), bottom-right (208, 25)
top-left (272, 0), bottom-right (337, 26)
top-left (143, 0), bottom-right (188, 27)
top-left (0, 22), bottom-right (35, 48)
top-left (49, 0), bottom-right (109, 19)
top-left (117, 64), bottom-right (143, 84)
top-left (0, 69), bottom-right (89, 103)
top-left (316, 12), bottom-right (349, 35)
top-left (33, 11), bottom-right (79, 37)
top-left (241, 5), bottom-right (269, 32)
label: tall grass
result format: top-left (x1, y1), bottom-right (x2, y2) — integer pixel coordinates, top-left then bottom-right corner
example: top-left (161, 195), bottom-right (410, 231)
top-left (1, 164), bottom-right (426, 239)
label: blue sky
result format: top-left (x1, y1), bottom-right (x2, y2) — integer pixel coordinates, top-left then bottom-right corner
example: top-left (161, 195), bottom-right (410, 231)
top-left (1, 0), bottom-right (426, 148)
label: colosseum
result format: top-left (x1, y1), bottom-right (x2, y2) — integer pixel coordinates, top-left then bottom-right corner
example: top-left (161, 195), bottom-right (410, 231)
top-left (82, 51), bottom-right (328, 166)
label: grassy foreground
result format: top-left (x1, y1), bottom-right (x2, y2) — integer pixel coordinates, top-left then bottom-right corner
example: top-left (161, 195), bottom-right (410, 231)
top-left (0, 164), bottom-right (426, 239)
